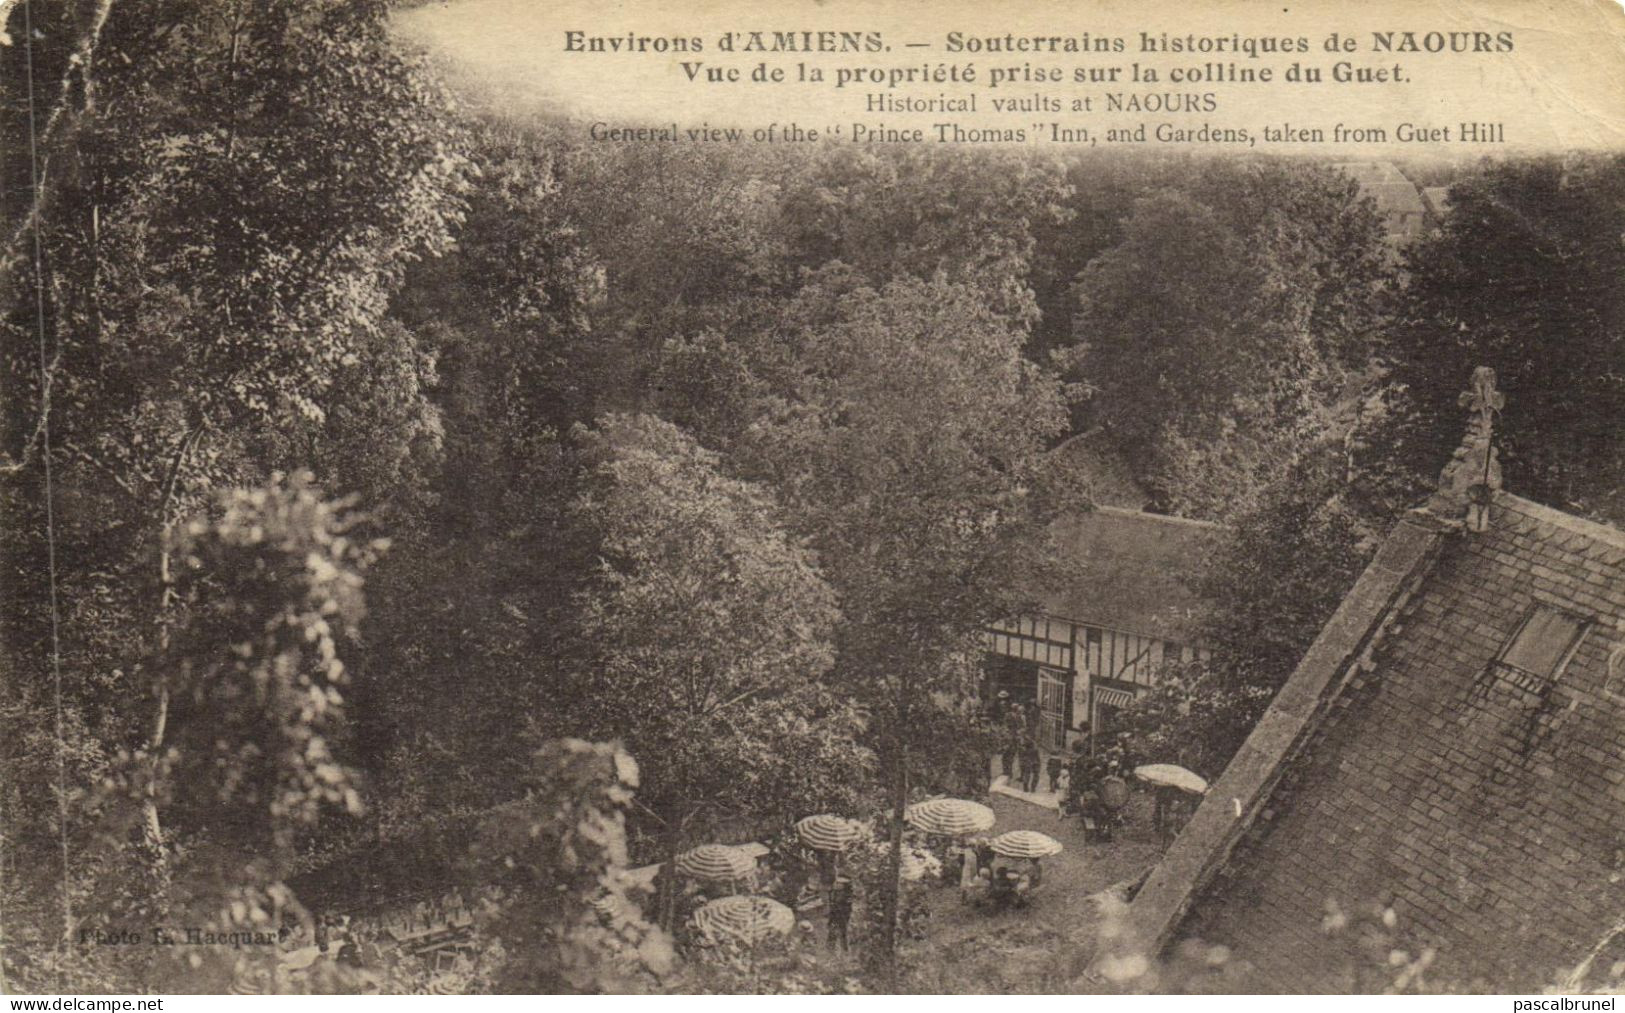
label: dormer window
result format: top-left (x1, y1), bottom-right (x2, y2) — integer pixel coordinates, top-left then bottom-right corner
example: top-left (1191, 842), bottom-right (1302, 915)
top-left (1496, 606), bottom-right (1590, 688)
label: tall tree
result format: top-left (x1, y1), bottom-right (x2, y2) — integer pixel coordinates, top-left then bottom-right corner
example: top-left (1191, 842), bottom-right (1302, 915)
top-left (1, 0), bottom-right (468, 955)
top-left (467, 739), bottom-right (674, 993)
top-left (138, 474), bottom-right (377, 990)
top-left (553, 413), bottom-right (866, 881)
top-left (3, 474), bottom-right (381, 993)
top-left (1124, 425), bottom-right (1416, 775)
top-left (739, 270), bottom-right (1071, 956)
top-left (350, 118), bottom-right (603, 811)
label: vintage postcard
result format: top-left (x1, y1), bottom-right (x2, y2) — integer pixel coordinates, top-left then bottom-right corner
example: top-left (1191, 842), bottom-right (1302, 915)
top-left (2, 0), bottom-right (1623, 998)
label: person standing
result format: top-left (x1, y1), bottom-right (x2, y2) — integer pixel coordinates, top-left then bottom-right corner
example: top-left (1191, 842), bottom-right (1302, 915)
top-left (1116, 731), bottom-right (1141, 775)
top-left (997, 693), bottom-right (1018, 780)
top-left (1064, 740), bottom-right (1092, 817)
top-left (827, 877), bottom-right (853, 952)
top-left (990, 861), bottom-right (1019, 912)
top-left (1020, 732), bottom-right (1042, 793)
top-left (815, 847), bottom-right (838, 896)
top-left (958, 839), bottom-right (981, 904)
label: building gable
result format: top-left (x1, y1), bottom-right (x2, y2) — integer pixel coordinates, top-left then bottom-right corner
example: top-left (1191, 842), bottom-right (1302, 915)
top-left (1107, 369), bottom-right (1625, 992)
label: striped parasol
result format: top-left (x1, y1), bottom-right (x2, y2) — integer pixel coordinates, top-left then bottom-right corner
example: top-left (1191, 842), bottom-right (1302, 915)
top-left (425, 973), bottom-right (472, 995)
top-left (673, 843), bottom-right (756, 881)
top-left (228, 975), bottom-right (269, 995)
top-left (796, 814), bottom-right (863, 852)
top-left (692, 895), bottom-right (796, 945)
top-left (904, 797), bottom-right (995, 837)
top-left (1135, 763), bottom-right (1209, 795)
top-left (989, 829), bottom-right (1064, 859)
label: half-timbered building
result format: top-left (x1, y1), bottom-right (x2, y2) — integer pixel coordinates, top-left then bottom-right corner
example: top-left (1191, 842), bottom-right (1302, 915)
top-left (984, 506), bottom-right (1221, 751)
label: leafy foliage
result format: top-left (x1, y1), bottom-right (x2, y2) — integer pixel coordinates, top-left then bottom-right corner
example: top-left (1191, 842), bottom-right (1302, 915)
top-left (1112, 662), bottom-right (1271, 780)
top-left (467, 739), bottom-right (672, 993)
top-left (348, 119), bottom-right (602, 814)
top-left (1, 0), bottom-right (470, 799)
top-left (1065, 161), bottom-right (1388, 517)
top-left (1124, 434), bottom-right (1412, 772)
top-left (89, 473), bottom-right (380, 993)
top-left (152, 473), bottom-right (377, 850)
top-left (556, 413), bottom-right (867, 846)
top-left (775, 146), bottom-right (1074, 324)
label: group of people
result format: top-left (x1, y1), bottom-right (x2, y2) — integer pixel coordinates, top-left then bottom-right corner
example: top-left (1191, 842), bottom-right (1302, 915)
top-left (991, 691), bottom-right (1151, 801)
top-left (994, 691), bottom-right (1047, 793)
top-left (987, 688), bottom-right (1160, 840)
top-left (1061, 733), bottom-right (1141, 839)
top-left (946, 837), bottom-right (1043, 912)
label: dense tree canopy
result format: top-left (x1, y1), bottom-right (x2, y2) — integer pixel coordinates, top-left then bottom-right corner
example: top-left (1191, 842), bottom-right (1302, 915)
top-left (735, 270), bottom-right (1072, 951)
top-left (1065, 161), bottom-right (1388, 517)
top-left (3, 0), bottom-right (468, 988)
top-left (3, 5), bottom-right (1618, 990)
top-left (553, 413), bottom-right (866, 849)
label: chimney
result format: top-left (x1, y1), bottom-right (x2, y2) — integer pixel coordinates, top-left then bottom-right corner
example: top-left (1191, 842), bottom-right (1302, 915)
top-left (1426, 366), bottom-right (1503, 532)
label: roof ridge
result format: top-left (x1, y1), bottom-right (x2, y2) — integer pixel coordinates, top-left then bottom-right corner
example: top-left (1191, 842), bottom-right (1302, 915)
top-left (1093, 504), bottom-right (1227, 531)
top-left (1497, 492), bottom-right (1625, 552)
top-left (1098, 515), bottom-right (1446, 968)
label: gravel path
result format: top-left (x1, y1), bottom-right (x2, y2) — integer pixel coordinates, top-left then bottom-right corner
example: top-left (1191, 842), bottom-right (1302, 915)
top-left (901, 790), bottom-right (1168, 992)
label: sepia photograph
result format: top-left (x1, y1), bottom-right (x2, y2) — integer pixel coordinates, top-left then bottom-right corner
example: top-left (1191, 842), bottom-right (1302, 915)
top-left (2, 0), bottom-right (1623, 998)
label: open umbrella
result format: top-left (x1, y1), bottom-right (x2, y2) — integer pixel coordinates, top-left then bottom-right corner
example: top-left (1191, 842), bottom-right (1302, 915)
top-left (797, 814), bottom-right (863, 852)
top-left (1135, 763), bottom-right (1209, 795)
top-left (673, 844), bottom-right (756, 882)
top-left (989, 829), bottom-right (1064, 859)
top-left (227, 974), bottom-right (269, 996)
top-left (425, 974), bottom-right (472, 995)
top-left (692, 895), bottom-right (796, 944)
top-left (904, 798), bottom-right (995, 837)
top-left (279, 946), bottom-right (322, 971)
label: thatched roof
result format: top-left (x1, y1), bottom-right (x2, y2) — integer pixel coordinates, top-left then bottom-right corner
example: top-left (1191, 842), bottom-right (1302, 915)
top-left (1038, 507), bottom-right (1222, 643)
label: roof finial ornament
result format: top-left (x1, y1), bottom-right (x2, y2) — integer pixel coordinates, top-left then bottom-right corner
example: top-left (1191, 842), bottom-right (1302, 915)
top-left (1428, 366), bottom-right (1503, 532)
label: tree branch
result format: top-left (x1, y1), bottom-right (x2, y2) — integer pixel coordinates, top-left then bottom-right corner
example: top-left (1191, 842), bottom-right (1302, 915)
top-left (1, 0), bottom-right (116, 282)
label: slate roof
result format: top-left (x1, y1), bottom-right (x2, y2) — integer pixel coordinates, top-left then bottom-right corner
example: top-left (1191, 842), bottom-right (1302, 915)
top-left (1038, 506), bottom-right (1222, 643)
top-left (1333, 161), bottom-right (1428, 250)
top-left (1110, 475), bottom-right (1625, 989)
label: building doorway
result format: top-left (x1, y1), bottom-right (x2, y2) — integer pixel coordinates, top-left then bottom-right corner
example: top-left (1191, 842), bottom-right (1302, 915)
top-left (983, 654), bottom-right (1072, 751)
top-left (1036, 666), bottom-right (1069, 751)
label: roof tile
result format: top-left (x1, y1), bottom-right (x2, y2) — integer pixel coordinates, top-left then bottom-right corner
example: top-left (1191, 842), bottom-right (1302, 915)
top-left (1122, 490), bottom-right (1625, 991)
